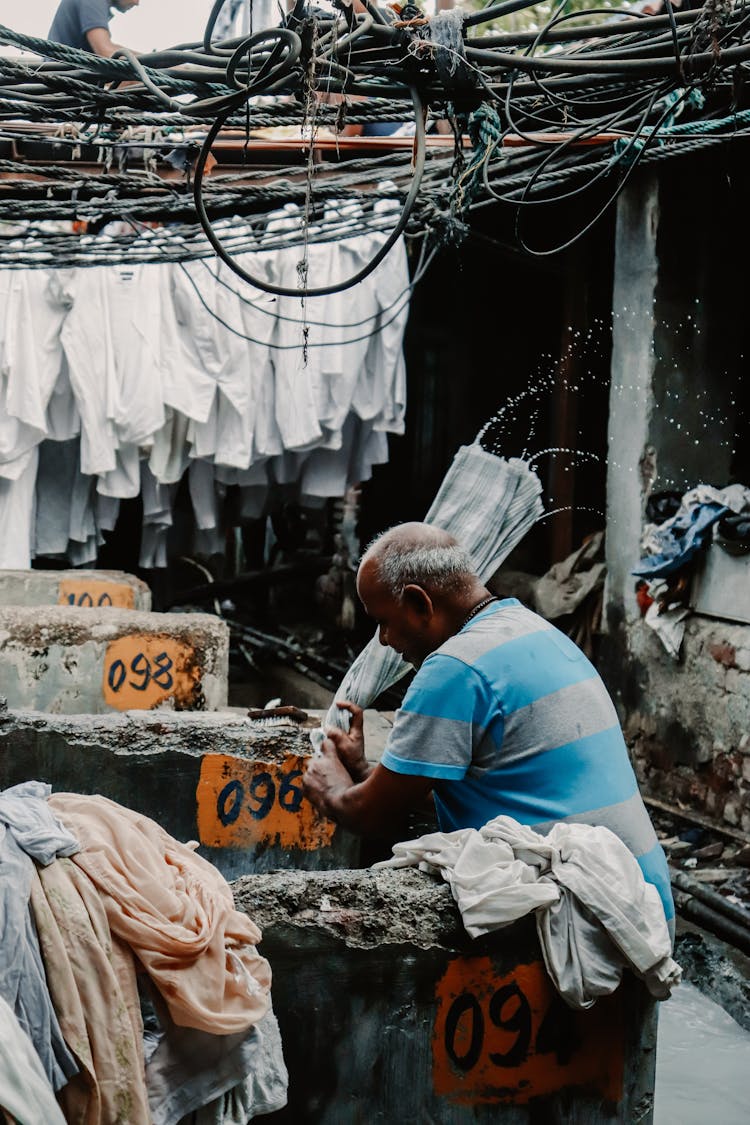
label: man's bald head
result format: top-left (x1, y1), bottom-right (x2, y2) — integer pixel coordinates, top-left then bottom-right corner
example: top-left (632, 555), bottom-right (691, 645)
top-left (359, 522), bottom-right (476, 601)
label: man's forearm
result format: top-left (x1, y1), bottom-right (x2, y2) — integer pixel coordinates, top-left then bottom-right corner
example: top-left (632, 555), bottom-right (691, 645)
top-left (348, 760), bottom-right (374, 785)
top-left (303, 753), bottom-right (434, 839)
top-left (314, 775), bottom-right (386, 836)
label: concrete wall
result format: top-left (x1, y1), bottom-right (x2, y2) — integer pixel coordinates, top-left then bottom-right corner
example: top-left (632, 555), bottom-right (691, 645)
top-left (602, 170), bottom-right (750, 831)
top-left (0, 606), bottom-right (228, 713)
top-left (235, 868), bottom-right (659, 1124)
top-left (0, 706), bottom-right (360, 879)
top-left (0, 569), bottom-right (151, 610)
top-left (622, 617), bottom-right (750, 833)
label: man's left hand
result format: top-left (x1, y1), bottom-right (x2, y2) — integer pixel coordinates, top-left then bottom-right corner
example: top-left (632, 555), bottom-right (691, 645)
top-left (303, 738), bottom-right (355, 819)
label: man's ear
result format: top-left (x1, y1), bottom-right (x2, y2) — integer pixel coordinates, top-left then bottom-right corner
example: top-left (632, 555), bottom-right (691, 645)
top-left (402, 584), bottom-right (433, 619)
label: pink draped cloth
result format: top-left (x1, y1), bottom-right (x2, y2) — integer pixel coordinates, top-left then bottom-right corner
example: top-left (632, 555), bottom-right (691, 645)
top-left (48, 794), bottom-right (271, 1035)
top-left (30, 857), bottom-right (149, 1125)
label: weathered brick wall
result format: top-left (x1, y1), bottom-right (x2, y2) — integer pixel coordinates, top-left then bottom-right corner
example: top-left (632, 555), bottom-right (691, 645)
top-left (617, 616), bottom-right (750, 833)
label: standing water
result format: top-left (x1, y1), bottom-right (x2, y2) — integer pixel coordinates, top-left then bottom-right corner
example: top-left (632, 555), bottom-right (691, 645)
top-left (655, 981), bottom-right (750, 1123)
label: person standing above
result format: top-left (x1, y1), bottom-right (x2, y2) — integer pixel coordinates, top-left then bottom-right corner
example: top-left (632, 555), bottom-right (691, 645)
top-left (48, 0), bottom-right (140, 58)
top-left (303, 521), bottom-right (675, 929)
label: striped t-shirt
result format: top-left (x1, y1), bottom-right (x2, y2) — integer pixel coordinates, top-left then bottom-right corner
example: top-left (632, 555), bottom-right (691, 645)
top-left (381, 598), bottom-right (674, 923)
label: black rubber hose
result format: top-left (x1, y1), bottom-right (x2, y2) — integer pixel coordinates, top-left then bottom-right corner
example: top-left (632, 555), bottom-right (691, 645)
top-left (164, 558), bottom-right (333, 608)
top-left (463, 40), bottom-right (750, 77)
top-left (468, 9), bottom-right (700, 48)
top-left (674, 891), bottom-right (750, 957)
top-left (192, 84), bottom-right (426, 297)
top-left (671, 869), bottom-right (750, 932)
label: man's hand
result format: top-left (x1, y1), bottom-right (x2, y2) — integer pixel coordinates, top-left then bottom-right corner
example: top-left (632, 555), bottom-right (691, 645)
top-left (303, 751), bottom-right (435, 838)
top-left (302, 738), bottom-right (356, 820)
top-left (324, 701), bottom-right (372, 783)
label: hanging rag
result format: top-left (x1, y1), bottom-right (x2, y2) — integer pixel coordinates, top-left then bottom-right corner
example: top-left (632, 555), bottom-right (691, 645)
top-left (315, 444), bottom-right (543, 743)
top-left (374, 815), bottom-right (681, 1010)
top-left (533, 530), bottom-right (605, 621)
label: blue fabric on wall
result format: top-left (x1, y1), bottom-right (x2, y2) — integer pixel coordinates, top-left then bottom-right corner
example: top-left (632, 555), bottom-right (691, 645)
top-left (632, 501), bottom-right (729, 578)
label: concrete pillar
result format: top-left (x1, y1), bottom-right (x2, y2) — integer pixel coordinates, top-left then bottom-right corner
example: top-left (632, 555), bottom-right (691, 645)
top-left (0, 569), bottom-right (151, 610)
top-left (605, 170), bottom-right (743, 640)
top-left (604, 173), bottom-right (660, 637)
top-left (0, 706), bottom-right (360, 879)
top-left (0, 606), bottom-right (228, 713)
top-left (234, 869), bottom-right (658, 1123)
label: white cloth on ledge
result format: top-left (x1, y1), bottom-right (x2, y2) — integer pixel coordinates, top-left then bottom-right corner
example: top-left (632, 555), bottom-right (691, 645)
top-left (374, 814), bottom-right (681, 1010)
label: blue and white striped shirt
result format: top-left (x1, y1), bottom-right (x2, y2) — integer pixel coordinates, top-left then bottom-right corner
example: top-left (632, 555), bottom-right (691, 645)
top-left (381, 598), bottom-right (674, 922)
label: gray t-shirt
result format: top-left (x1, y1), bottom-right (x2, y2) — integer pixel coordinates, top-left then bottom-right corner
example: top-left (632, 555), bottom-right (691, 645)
top-left (48, 0), bottom-right (112, 52)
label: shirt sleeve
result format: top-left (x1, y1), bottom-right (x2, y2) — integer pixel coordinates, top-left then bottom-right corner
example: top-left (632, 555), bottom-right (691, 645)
top-left (381, 653), bottom-right (502, 780)
top-left (77, 0), bottom-right (113, 35)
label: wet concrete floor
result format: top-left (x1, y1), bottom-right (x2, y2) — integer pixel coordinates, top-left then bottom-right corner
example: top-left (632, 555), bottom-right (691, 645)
top-left (655, 980), bottom-right (750, 1123)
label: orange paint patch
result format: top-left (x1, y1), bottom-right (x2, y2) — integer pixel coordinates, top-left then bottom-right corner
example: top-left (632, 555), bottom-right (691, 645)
top-left (58, 579), bottom-right (135, 610)
top-left (433, 956), bottom-right (624, 1105)
top-left (102, 634), bottom-right (200, 711)
top-left (196, 754), bottom-right (337, 851)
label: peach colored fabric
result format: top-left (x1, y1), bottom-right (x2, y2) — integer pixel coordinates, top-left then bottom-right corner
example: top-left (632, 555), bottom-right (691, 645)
top-left (49, 794), bottom-right (271, 1034)
top-left (29, 857), bottom-right (150, 1125)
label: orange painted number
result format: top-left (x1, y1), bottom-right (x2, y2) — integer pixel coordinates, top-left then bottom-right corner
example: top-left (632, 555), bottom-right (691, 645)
top-left (196, 754), bottom-right (337, 851)
top-left (102, 635), bottom-right (199, 710)
top-left (433, 957), bottom-right (624, 1104)
top-left (59, 578), bottom-right (135, 609)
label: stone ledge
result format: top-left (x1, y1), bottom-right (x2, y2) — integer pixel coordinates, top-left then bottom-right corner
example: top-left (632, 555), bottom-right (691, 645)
top-left (0, 706), bottom-right (358, 879)
top-left (0, 569), bottom-right (152, 611)
top-left (0, 606), bottom-right (228, 713)
top-left (233, 868), bottom-right (658, 1124)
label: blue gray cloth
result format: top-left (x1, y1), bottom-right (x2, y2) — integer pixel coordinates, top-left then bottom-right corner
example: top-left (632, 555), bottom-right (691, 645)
top-left (633, 483), bottom-right (750, 579)
top-left (142, 981), bottom-right (288, 1125)
top-left (632, 501), bottom-right (729, 579)
top-left (48, 0), bottom-right (112, 52)
top-left (0, 782), bottom-right (80, 1090)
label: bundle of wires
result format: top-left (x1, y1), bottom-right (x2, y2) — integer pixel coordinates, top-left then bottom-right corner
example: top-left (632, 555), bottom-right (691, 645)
top-left (0, 0), bottom-right (748, 283)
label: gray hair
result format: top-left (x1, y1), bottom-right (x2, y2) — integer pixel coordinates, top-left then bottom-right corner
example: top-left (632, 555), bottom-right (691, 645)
top-left (362, 527), bottom-right (475, 599)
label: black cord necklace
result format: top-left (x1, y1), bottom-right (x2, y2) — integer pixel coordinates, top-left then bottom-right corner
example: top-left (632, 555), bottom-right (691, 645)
top-left (459, 595), bottom-right (499, 631)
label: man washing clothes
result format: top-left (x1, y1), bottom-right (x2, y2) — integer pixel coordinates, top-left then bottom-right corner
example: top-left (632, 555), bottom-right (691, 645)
top-left (48, 0), bottom-right (141, 58)
top-left (303, 521), bottom-right (674, 929)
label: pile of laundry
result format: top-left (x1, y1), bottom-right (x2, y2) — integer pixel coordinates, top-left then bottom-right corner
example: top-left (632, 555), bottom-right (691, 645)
top-left (0, 207), bottom-right (409, 570)
top-left (632, 483), bottom-right (750, 659)
top-left (375, 814), bottom-right (681, 1010)
top-left (0, 782), bottom-right (287, 1125)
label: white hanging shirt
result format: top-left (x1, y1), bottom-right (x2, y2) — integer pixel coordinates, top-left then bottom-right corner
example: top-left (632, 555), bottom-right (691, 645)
top-left (0, 269), bottom-right (70, 467)
top-left (258, 205), bottom-right (324, 454)
top-left (0, 447), bottom-right (38, 568)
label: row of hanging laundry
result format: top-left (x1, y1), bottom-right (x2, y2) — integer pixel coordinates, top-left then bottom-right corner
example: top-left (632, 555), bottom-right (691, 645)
top-left (0, 204), bottom-right (413, 569)
top-left (0, 782), bottom-right (288, 1125)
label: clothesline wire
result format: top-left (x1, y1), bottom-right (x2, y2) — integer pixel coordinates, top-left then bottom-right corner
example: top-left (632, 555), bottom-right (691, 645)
top-left (1, 2), bottom-right (750, 271)
top-left (196, 234), bottom-right (433, 329)
top-left (175, 239), bottom-right (434, 348)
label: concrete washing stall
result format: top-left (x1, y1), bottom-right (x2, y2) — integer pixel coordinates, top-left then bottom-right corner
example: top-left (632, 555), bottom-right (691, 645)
top-left (0, 568), bottom-right (152, 610)
top-left (0, 701), bottom-right (661, 1119)
top-left (0, 706), bottom-right (360, 880)
top-left (233, 868), bottom-right (659, 1124)
top-left (0, 573), bottom-right (659, 1120)
top-left (0, 605), bottom-right (228, 713)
